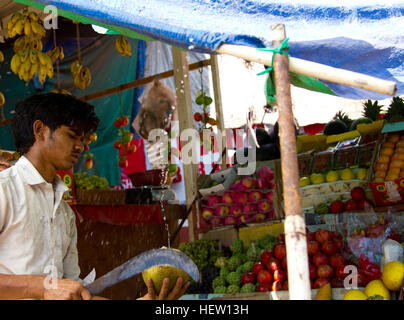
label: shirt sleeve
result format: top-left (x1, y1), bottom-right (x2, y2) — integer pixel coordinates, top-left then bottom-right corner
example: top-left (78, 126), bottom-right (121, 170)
top-left (61, 203), bottom-right (82, 282)
top-left (0, 182), bottom-right (11, 233)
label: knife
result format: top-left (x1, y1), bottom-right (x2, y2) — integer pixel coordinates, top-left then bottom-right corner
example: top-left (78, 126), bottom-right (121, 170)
top-left (85, 248), bottom-right (199, 295)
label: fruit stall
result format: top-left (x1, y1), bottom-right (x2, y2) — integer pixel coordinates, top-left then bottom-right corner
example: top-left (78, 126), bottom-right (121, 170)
top-left (0, 1), bottom-right (403, 301)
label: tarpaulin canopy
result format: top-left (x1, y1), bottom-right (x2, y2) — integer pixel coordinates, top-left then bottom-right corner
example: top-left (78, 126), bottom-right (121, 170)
top-left (14, 0), bottom-right (404, 100)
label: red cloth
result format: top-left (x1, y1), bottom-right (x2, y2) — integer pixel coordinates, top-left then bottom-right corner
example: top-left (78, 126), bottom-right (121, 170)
top-left (303, 123), bottom-right (326, 135)
top-left (123, 138), bottom-right (146, 176)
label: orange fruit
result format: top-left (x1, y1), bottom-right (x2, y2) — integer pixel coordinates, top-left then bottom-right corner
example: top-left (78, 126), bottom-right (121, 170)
top-left (388, 134), bottom-right (400, 143)
top-left (377, 155), bottom-right (391, 164)
top-left (380, 148), bottom-right (394, 157)
top-left (374, 170), bottom-right (387, 178)
top-left (385, 173), bottom-right (399, 181)
top-left (388, 167), bottom-right (401, 175)
top-left (390, 160), bottom-right (404, 169)
top-left (395, 147), bottom-right (404, 154)
top-left (382, 141), bottom-right (396, 149)
top-left (396, 140), bottom-right (404, 148)
top-left (392, 153), bottom-right (404, 161)
top-left (374, 162), bottom-right (389, 172)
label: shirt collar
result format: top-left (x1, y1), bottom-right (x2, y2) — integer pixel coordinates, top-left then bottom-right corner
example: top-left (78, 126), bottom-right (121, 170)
top-left (16, 156), bottom-right (69, 193)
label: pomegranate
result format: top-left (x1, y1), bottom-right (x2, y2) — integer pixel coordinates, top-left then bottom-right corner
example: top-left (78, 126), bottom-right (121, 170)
top-left (257, 269), bottom-right (272, 285)
top-left (273, 269), bottom-right (286, 282)
top-left (321, 240), bottom-right (337, 256)
top-left (274, 244), bottom-right (286, 260)
top-left (241, 272), bottom-right (256, 285)
top-left (252, 262), bottom-right (265, 275)
top-left (317, 264), bottom-right (334, 279)
top-left (313, 252), bottom-right (328, 267)
top-left (266, 257), bottom-right (281, 273)
top-left (261, 250), bottom-right (273, 265)
top-left (307, 241), bottom-right (320, 256)
top-left (315, 229), bottom-right (331, 243)
top-left (329, 253), bottom-right (345, 269)
top-left (350, 186), bottom-right (365, 201)
top-left (272, 280), bottom-right (283, 291)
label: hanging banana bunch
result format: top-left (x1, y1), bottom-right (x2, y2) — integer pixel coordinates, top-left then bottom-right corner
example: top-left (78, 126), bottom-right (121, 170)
top-left (115, 35), bottom-right (132, 57)
top-left (71, 22), bottom-right (91, 90)
top-left (0, 51), bottom-right (4, 63)
top-left (8, 10), bottom-right (50, 84)
top-left (46, 45), bottom-right (64, 63)
top-left (7, 10), bottom-right (46, 39)
top-left (11, 48), bottom-right (53, 84)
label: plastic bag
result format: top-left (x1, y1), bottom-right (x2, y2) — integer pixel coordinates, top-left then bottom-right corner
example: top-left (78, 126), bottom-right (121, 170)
top-left (132, 78), bottom-right (177, 140)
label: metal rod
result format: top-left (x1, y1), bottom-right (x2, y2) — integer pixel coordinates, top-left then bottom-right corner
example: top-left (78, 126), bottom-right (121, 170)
top-left (272, 24), bottom-right (311, 300)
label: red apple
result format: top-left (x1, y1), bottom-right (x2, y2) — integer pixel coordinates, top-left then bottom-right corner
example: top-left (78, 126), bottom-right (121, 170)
top-left (252, 262), bottom-right (265, 275)
top-left (209, 216), bottom-right (223, 227)
top-left (274, 244), bottom-right (286, 260)
top-left (241, 272), bottom-right (256, 285)
top-left (242, 203), bottom-right (257, 213)
top-left (313, 278), bottom-right (330, 289)
top-left (265, 191), bottom-right (274, 202)
top-left (357, 198), bottom-right (373, 210)
top-left (271, 280), bottom-right (283, 291)
top-left (221, 192), bottom-right (233, 204)
top-left (331, 231), bottom-right (343, 240)
top-left (214, 205), bottom-right (229, 216)
top-left (257, 269), bottom-right (272, 284)
top-left (309, 264), bottom-right (317, 280)
top-left (307, 232), bottom-right (316, 241)
top-left (229, 205), bottom-right (242, 216)
top-left (248, 190), bottom-right (263, 202)
top-left (206, 195), bottom-right (222, 206)
top-left (344, 199), bottom-right (357, 211)
top-left (321, 240), bottom-right (337, 256)
top-left (333, 239), bottom-right (344, 252)
top-left (273, 269), bottom-right (286, 282)
top-left (256, 284), bottom-right (270, 292)
top-left (224, 216), bottom-right (237, 225)
top-left (350, 186), bottom-right (365, 201)
top-left (329, 253), bottom-right (345, 269)
top-left (257, 165), bottom-right (274, 181)
top-left (335, 265), bottom-right (348, 280)
top-left (261, 250), bottom-right (273, 265)
top-left (329, 200), bottom-right (345, 214)
top-left (307, 241), bottom-right (320, 256)
top-left (201, 207), bottom-right (214, 219)
top-left (313, 252), bottom-right (328, 267)
top-left (257, 199), bottom-right (272, 213)
top-left (315, 229), bottom-right (331, 243)
top-left (330, 277), bottom-right (344, 288)
top-left (233, 191), bottom-right (248, 204)
top-left (241, 177), bottom-right (257, 190)
top-left (237, 214), bottom-right (251, 225)
top-left (266, 257), bottom-right (281, 273)
top-left (252, 212), bottom-right (266, 222)
top-left (256, 177), bottom-right (270, 189)
top-left (276, 233), bottom-right (285, 243)
top-left (317, 264), bottom-right (334, 279)
top-left (282, 257), bottom-right (287, 270)
top-left (282, 280), bottom-right (288, 291)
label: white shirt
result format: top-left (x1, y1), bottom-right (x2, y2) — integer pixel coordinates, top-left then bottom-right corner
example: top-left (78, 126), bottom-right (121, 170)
top-left (0, 156), bottom-right (81, 281)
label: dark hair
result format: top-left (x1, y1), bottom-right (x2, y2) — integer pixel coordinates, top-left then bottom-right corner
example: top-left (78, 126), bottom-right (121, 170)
top-left (11, 93), bottom-right (100, 154)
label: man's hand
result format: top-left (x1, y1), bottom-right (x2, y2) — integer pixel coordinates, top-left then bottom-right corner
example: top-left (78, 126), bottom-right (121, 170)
top-left (138, 277), bottom-right (190, 300)
top-left (43, 278), bottom-right (92, 300)
top-left (0, 160), bottom-right (10, 172)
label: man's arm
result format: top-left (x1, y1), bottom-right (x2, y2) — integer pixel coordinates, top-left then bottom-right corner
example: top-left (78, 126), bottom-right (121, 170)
top-left (0, 274), bottom-right (46, 299)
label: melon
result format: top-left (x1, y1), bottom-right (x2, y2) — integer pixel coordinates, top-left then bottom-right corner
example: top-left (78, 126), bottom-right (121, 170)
top-left (142, 265), bottom-right (190, 294)
top-left (323, 119), bottom-right (348, 136)
top-left (349, 117), bottom-right (373, 131)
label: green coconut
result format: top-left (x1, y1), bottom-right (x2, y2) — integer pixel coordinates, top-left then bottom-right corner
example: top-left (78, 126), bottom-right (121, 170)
top-left (142, 265), bottom-right (190, 294)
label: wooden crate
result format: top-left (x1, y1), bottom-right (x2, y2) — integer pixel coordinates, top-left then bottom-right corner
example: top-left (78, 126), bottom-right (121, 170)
top-left (75, 189), bottom-right (126, 205)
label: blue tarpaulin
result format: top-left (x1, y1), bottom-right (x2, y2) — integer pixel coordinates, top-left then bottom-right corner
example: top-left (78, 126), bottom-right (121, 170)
top-left (21, 0), bottom-right (404, 99)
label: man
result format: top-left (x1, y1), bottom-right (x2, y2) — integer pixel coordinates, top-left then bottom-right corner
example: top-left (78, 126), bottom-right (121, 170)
top-left (0, 93), bottom-right (189, 300)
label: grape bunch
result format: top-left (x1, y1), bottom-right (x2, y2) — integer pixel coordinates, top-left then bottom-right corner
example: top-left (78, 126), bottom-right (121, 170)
top-left (74, 172), bottom-right (110, 190)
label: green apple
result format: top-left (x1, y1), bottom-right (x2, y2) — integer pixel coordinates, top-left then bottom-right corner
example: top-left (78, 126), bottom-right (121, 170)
top-left (299, 176), bottom-right (311, 187)
top-left (340, 168), bottom-right (355, 180)
top-left (356, 168), bottom-right (368, 180)
top-left (326, 170), bottom-right (339, 183)
top-left (310, 173), bottom-right (325, 185)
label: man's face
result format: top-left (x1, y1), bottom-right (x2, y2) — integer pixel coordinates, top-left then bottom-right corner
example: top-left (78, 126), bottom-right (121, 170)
top-left (43, 125), bottom-right (85, 171)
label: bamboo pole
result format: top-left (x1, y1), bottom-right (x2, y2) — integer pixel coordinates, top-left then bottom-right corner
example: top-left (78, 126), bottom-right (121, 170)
top-left (171, 47), bottom-right (199, 242)
top-left (216, 44), bottom-right (397, 97)
top-left (80, 59), bottom-right (211, 102)
top-left (272, 24), bottom-right (311, 300)
top-left (209, 54), bottom-right (227, 166)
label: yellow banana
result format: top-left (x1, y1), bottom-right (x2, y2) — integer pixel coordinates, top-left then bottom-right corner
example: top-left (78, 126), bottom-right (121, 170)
top-left (70, 60), bottom-right (82, 76)
top-left (19, 49), bottom-right (29, 63)
top-left (11, 54), bottom-right (21, 74)
top-left (31, 21), bottom-right (44, 38)
top-left (0, 92), bottom-right (5, 106)
top-left (46, 63), bottom-right (53, 78)
top-left (11, 12), bottom-right (22, 25)
top-left (0, 51), bottom-right (4, 63)
top-left (37, 52), bottom-right (50, 66)
top-left (22, 58), bottom-right (31, 74)
top-left (59, 46), bottom-right (64, 60)
top-left (38, 64), bottom-right (47, 85)
top-left (115, 36), bottom-right (125, 56)
top-left (24, 19), bottom-right (31, 37)
top-left (51, 88), bottom-right (71, 95)
top-left (29, 12), bottom-right (39, 22)
top-left (122, 36), bottom-right (132, 56)
top-left (14, 19), bottom-right (24, 36)
top-left (13, 36), bottom-right (25, 52)
top-left (29, 61), bottom-right (38, 79)
top-left (29, 49), bottom-right (38, 64)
